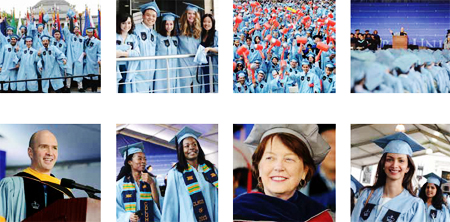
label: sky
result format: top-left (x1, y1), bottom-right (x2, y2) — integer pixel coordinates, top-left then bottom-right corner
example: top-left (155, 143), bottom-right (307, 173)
top-left (1, 0), bottom-right (100, 18)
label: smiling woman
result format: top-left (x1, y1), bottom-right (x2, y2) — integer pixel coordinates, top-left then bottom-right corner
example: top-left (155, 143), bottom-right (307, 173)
top-left (233, 124), bottom-right (333, 222)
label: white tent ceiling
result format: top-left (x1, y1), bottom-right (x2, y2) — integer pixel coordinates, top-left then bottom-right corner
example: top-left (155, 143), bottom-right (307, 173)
top-left (116, 124), bottom-right (218, 156)
top-left (351, 124), bottom-right (450, 167)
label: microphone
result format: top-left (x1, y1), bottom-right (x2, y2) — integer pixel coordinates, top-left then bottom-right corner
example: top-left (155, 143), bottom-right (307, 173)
top-left (61, 178), bottom-right (101, 194)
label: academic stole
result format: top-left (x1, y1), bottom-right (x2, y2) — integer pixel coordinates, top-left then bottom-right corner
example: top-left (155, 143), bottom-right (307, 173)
top-left (122, 176), bottom-right (154, 222)
top-left (182, 164), bottom-right (218, 222)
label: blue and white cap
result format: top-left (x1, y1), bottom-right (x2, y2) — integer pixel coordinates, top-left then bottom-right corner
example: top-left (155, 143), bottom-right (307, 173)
top-left (9, 34), bottom-right (19, 40)
top-left (162, 12), bottom-right (180, 21)
top-left (24, 36), bottom-right (33, 42)
top-left (424, 172), bottom-right (447, 187)
top-left (118, 142), bottom-right (145, 158)
top-left (169, 126), bottom-right (202, 145)
top-left (41, 35), bottom-right (51, 41)
top-left (351, 175), bottom-right (363, 195)
top-left (183, 2), bottom-right (204, 12)
top-left (237, 71), bottom-right (246, 78)
top-left (373, 132), bottom-right (425, 156)
top-left (140, 2), bottom-right (160, 17)
top-left (6, 26), bottom-right (13, 31)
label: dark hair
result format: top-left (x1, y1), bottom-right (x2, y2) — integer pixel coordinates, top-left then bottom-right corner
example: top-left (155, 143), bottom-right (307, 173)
top-left (201, 14), bottom-right (216, 47)
top-left (419, 182), bottom-right (445, 210)
top-left (158, 19), bottom-right (178, 37)
top-left (174, 137), bottom-right (215, 173)
top-left (364, 153), bottom-right (416, 196)
top-left (253, 36), bottom-right (261, 44)
top-left (351, 188), bottom-right (355, 215)
top-left (116, 154), bottom-right (134, 181)
top-left (116, 13), bottom-right (135, 35)
top-left (251, 133), bottom-right (316, 192)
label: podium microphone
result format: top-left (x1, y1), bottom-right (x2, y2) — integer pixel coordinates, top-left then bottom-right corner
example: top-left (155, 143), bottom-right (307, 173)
top-left (61, 178), bottom-right (101, 194)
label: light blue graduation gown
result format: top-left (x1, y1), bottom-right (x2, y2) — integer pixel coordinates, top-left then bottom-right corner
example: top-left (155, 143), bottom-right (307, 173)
top-left (293, 71), bottom-right (321, 93)
top-left (0, 43), bottom-right (19, 90)
top-left (178, 34), bottom-right (201, 93)
top-left (424, 203), bottom-right (449, 222)
top-left (28, 21), bottom-right (49, 50)
top-left (252, 80), bottom-right (268, 93)
top-left (37, 45), bottom-right (66, 93)
top-left (51, 38), bottom-right (67, 77)
top-left (351, 187), bottom-right (426, 222)
top-left (16, 47), bottom-right (39, 92)
top-left (321, 73), bottom-right (336, 93)
top-left (83, 37), bottom-right (101, 80)
top-left (134, 23), bottom-right (157, 93)
top-left (208, 31), bottom-right (219, 93)
top-left (116, 33), bottom-right (141, 93)
top-left (155, 34), bottom-right (179, 93)
top-left (62, 26), bottom-right (84, 83)
top-left (268, 77), bottom-right (284, 93)
top-left (161, 167), bottom-right (218, 222)
top-left (234, 82), bottom-right (250, 93)
top-left (116, 176), bottom-right (162, 222)
top-left (0, 177), bottom-right (27, 222)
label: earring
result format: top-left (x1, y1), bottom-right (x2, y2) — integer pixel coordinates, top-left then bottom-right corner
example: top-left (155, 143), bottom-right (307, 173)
top-left (257, 177), bottom-right (263, 190)
top-left (299, 179), bottom-right (306, 187)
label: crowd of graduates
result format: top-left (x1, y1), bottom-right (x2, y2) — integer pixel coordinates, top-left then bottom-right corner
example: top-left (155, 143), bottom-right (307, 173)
top-left (233, 0), bottom-right (336, 93)
top-left (0, 7), bottom-right (101, 93)
top-left (351, 49), bottom-right (450, 93)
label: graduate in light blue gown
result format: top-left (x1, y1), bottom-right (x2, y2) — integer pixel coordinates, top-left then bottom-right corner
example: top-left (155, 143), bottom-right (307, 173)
top-left (321, 63), bottom-right (336, 93)
top-left (234, 72), bottom-right (250, 93)
top-left (351, 132), bottom-right (426, 222)
top-left (418, 173), bottom-right (450, 222)
top-left (0, 34), bottom-right (19, 92)
top-left (162, 127), bottom-right (218, 222)
top-left (83, 27), bottom-right (101, 92)
top-left (116, 142), bottom-right (162, 222)
top-left (250, 70), bottom-right (268, 93)
top-left (37, 35), bottom-right (67, 93)
top-left (177, 3), bottom-right (203, 93)
top-left (0, 26), bottom-right (14, 49)
top-left (16, 36), bottom-right (39, 92)
top-left (116, 13), bottom-right (140, 93)
top-left (134, 2), bottom-right (160, 93)
top-left (51, 30), bottom-right (68, 91)
top-left (17, 26), bottom-right (28, 50)
top-left (292, 60), bottom-right (321, 93)
top-left (200, 14), bottom-right (218, 93)
top-left (62, 22), bottom-right (85, 92)
top-left (155, 13), bottom-right (180, 93)
top-left (28, 22), bottom-right (49, 53)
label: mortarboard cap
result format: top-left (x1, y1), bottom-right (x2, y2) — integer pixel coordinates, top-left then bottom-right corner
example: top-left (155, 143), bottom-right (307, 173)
top-left (9, 34), bottom-right (19, 40)
top-left (118, 142), bottom-right (145, 158)
top-left (140, 2), bottom-right (161, 17)
top-left (325, 63), bottom-right (334, 68)
top-left (86, 27), bottom-right (95, 32)
top-left (37, 23), bottom-right (45, 28)
top-left (24, 36), bottom-right (33, 42)
top-left (169, 126), bottom-right (202, 145)
top-left (183, 2), bottom-right (204, 12)
top-left (351, 175), bottom-right (363, 195)
top-left (162, 12), bottom-right (180, 21)
top-left (245, 124), bottom-right (330, 165)
top-left (301, 59), bottom-right (309, 65)
top-left (41, 35), bottom-right (51, 41)
top-left (6, 26), bottom-right (13, 31)
top-left (373, 132), bottom-right (425, 156)
top-left (424, 173), bottom-right (447, 187)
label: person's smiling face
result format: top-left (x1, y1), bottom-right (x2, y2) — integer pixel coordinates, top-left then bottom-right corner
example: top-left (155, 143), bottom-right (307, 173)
top-left (183, 137), bottom-right (199, 161)
top-left (425, 183), bottom-right (437, 199)
top-left (384, 153), bottom-right (409, 181)
top-left (259, 136), bottom-right (306, 199)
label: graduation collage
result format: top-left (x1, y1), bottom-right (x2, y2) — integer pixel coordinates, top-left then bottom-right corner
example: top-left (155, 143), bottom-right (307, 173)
top-left (1, 0), bottom-right (450, 222)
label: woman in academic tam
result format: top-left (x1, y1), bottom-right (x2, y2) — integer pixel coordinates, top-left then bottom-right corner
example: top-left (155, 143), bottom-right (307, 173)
top-left (418, 173), bottom-right (450, 222)
top-left (161, 126), bottom-right (218, 222)
top-left (116, 142), bottom-right (162, 222)
top-left (155, 12), bottom-right (181, 93)
top-left (233, 124), bottom-right (333, 222)
top-left (351, 132), bottom-right (426, 222)
top-left (178, 2), bottom-right (203, 93)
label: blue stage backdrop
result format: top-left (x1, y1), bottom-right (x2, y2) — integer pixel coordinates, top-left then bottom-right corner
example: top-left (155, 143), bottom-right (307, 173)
top-left (351, 1), bottom-right (450, 48)
top-left (0, 150), bottom-right (5, 180)
top-left (116, 134), bottom-right (177, 186)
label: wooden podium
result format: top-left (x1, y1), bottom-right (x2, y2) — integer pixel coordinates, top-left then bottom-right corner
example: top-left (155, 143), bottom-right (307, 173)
top-left (23, 198), bottom-right (100, 222)
top-left (393, 36), bottom-right (408, 49)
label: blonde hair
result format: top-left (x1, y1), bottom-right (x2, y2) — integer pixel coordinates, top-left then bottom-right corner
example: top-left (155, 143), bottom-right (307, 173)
top-left (179, 11), bottom-right (201, 39)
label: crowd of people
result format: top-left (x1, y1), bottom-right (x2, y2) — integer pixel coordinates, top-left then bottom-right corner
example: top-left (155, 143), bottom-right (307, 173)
top-left (0, 9), bottom-right (101, 93)
top-left (351, 132), bottom-right (450, 222)
top-left (233, 0), bottom-right (336, 93)
top-left (116, 2), bottom-right (219, 93)
top-left (350, 29), bottom-right (381, 51)
top-left (351, 49), bottom-right (450, 93)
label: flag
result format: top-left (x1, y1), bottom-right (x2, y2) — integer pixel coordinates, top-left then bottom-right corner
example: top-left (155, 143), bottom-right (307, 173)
top-left (82, 6), bottom-right (90, 36)
top-left (88, 8), bottom-right (98, 39)
top-left (10, 9), bottom-right (17, 33)
top-left (16, 14), bottom-right (22, 35)
top-left (97, 7), bottom-right (101, 39)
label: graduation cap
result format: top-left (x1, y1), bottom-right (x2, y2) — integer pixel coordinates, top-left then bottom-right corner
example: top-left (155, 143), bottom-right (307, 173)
top-left (254, 59), bottom-right (261, 64)
top-left (183, 2), bottom-right (204, 12)
top-left (325, 63), bottom-right (334, 68)
top-left (424, 173), bottom-right (447, 187)
top-left (306, 52), bottom-right (315, 58)
top-left (351, 175), bottom-right (363, 195)
top-left (43, 14), bottom-right (50, 23)
top-left (169, 126), bottom-right (202, 146)
top-left (6, 26), bottom-right (13, 31)
top-left (37, 23), bottom-right (45, 29)
top-left (290, 58), bottom-right (298, 63)
top-left (162, 12), bottom-right (180, 21)
top-left (244, 125), bottom-right (330, 165)
top-left (118, 142), bottom-right (145, 158)
top-left (86, 27), bottom-right (96, 33)
top-left (24, 36), bottom-right (33, 42)
top-left (41, 35), bottom-right (51, 41)
top-left (393, 54), bottom-right (420, 73)
top-left (67, 9), bottom-right (76, 18)
top-left (301, 59), bottom-right (309, 66)
top-left (19, 25), bottom-right (27, 30)
top-left (373, 132), bottom-right (425, 157)
top-left (9, 34), bottom-right (19, 40)
top-left (257, 69), bottom-right (265, 76)
top-left (238, 72), bottom-right (246, 78)
top-left (140, 2), bottom-right (161, 17)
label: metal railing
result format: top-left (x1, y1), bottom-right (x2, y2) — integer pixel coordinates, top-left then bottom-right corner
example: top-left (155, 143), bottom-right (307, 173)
top-left (117, 54), bottom-right (218, 93)
top-left (0, 74), bottom-right (101, 92)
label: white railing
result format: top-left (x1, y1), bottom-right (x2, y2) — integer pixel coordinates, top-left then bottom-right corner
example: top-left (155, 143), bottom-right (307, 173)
top-left (117, 54), bottom-right (218, 93)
